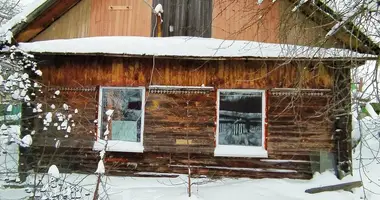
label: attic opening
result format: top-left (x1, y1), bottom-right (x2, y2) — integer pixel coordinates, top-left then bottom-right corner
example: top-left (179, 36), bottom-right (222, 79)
top-left (152, 0), bottom-right (212, 37)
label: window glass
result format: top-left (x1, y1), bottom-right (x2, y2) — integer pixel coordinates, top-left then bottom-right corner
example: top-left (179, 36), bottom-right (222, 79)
top-left (100, 88), bottom-right (143, 142)
top-left (218, 91), bottom-right (263, 147)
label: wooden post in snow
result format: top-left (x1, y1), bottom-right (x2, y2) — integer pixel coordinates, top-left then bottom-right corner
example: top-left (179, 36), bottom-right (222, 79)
top-left (305, 181), bottom-right (362, 194)
top-left (359, 77), bottom-right (363, 92)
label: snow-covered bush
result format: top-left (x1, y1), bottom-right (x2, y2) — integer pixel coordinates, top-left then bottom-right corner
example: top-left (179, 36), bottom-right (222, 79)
top-left (0, 45), bottom-right (82, 200)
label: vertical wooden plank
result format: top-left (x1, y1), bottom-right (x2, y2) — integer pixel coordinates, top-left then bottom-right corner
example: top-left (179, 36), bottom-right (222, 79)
top-left (212, 0), bottom-right (280, 42)
top-left (32, 0), bottom-right (92, 41)
top-left (89, 0), bottom-right (152, 37)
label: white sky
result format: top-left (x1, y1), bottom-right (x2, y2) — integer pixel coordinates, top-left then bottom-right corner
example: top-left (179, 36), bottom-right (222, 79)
top-left (20, 0), bottom-right (37, 7)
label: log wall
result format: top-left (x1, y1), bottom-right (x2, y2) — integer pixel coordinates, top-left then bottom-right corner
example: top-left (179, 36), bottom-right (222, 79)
top-left (18, 56), bottom-right (345, 179)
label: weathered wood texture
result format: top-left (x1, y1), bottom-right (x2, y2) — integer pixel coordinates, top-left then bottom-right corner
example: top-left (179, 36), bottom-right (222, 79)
top-left (37, 57), bottom-right (334, 89)
top-left (27, 0), bottom-right (345, 50)
top-left (212, 0), bottom-right (280, 42)
top-left (278, 1), bottom-right (344, 48)
top-left (88, 0), bottom-right (152, 37)
top-left (145, 93), bottom-right (215, 153)
top-left (15, 0), bottom-right (82, 42)
top-left (332, 66), bottom-right (352, 173)
top-left (31, 89), bottom-right (98, 148)
top-left (22, 147), bottom-right (314, 179)
top-left (151, 0), bottom-right (212, 37)
top-left (268, 91), bottom-right (334, 155)
top-left (18, 56), bottom-right (343, 179)
top-left (305, 181), bottom-right (362, 194)
top-left (286, 0), bottom-right (378, 54)
top-left (32, 0), bottom-right (91, 41)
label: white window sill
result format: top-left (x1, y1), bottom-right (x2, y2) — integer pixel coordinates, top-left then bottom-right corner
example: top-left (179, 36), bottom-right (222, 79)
top-left (214, 145), bottom-right (268, 158)
top-left (93, 140), bottom-right (144, 153)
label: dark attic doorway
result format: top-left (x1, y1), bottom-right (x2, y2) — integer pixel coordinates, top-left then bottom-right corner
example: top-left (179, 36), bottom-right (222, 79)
top-left (151, 0), bottom-right (212, 37)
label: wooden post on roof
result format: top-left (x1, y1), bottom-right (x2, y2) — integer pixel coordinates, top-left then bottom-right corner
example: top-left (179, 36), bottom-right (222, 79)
top-left (156, 14), bottom-right (162, 37)
top-left (154, 4), bottom-right (163, 37)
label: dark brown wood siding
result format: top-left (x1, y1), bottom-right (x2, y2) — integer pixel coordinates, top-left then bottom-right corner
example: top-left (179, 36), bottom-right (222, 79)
top-left (151, 0), bottom-right (212, 37)
top-left (21, 56), bottom-right (340, 179)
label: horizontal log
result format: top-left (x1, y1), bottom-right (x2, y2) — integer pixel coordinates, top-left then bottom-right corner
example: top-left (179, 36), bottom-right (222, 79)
top-left (305, 181), bottom-right (362, 194)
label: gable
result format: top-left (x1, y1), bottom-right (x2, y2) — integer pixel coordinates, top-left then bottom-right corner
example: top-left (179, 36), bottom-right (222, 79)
top-left (32, 0), bottom-right (91, 41)
top-left (33, 0), bottom-right (152, 41)
top-left (12, 0), bottom-right (378, 54)
top-left (15, 0), bottom-right (81, 42)
top-left (279, 0), bottom-right (345, 48)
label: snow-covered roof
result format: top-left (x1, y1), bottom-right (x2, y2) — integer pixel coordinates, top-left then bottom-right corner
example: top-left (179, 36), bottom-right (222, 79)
top-left (0, 0), bottom-right (50, 43)
top-left (17, 36), bottom-right (375, 60)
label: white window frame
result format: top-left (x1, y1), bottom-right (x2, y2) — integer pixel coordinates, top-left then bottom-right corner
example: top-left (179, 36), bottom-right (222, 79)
top-left (214, 89), bottom-right (268, 158)
top-left (93, 86), bottom-right (145, 153)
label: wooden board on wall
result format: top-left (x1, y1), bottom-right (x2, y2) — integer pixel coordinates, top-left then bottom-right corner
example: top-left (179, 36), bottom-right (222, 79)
top-left (39, 56), bottom-right (334, 89)
top-left (89, 0), bottom-right (152, 37)
top-left (144, 92), bottom-right (215, 153)
top-left (212, 0), bottom-right (280, 42)
top-left (32, 0), bottom-right (92, 41)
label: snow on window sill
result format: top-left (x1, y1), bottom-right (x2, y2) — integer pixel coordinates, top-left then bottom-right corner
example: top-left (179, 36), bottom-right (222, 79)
top-left (214, 145), bottom-right (268, 158)
top-left (93, 140), bottom-right (144, 153)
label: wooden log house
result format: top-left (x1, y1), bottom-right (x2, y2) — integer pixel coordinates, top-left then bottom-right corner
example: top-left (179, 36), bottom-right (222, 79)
top-left (2, 0), bottom-right (378, 179)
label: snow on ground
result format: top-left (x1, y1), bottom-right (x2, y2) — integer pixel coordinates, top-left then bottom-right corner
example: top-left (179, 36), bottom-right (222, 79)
top-left (0, 125), bottom-right (20, 182)
top-left (0, 171), bottom-right (359, 200)
top-left (15, 36), bottom-right (375, 59)
top-left (352, 114), bottom-right (380, 200)
top-left (0, 115), bottom-right (379, 199)
top-left (352, 61), bottom-right (380, 103)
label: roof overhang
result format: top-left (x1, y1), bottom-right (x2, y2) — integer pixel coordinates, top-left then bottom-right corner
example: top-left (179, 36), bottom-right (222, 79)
top-left (289, 0), bottom-right (380, 55)
top-left (27, 52), bottom-right (374, 63)
top-left (12, 36), bottom-right (376, 63)
top-left (1, 0), bottom-right (378, 55)
top-left (1, 0), bottom-right (80, 43)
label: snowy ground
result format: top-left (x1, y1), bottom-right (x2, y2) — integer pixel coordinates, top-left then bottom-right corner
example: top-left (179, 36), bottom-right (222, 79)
top-left (0, 125), bottom-right (20, 182)
top-left (0, 116), bottom-right (379, 199)
top-left (351, 115), bottom-right (380, 200)
top-left (0, 171), bottom-right (362, 200)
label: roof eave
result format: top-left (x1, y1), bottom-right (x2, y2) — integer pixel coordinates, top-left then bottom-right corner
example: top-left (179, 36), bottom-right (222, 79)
top-left (9, 0), bottom-right (58, 42)
top-left (288, 0), bottom-right (380, 55)
top-left (28, 51), bottom-right (376, 62)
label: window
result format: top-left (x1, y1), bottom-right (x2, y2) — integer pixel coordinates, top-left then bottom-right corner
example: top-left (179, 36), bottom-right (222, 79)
top-left (215, 89), bottom-right (267, 158)
top-left (93, 87), bottom-right (145, 152)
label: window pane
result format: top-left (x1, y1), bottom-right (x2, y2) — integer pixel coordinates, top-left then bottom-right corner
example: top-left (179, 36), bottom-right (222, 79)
top-left (101, 88), bottom-right (143, 142)
top-left (218, 91), bottom-right (263, 147)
